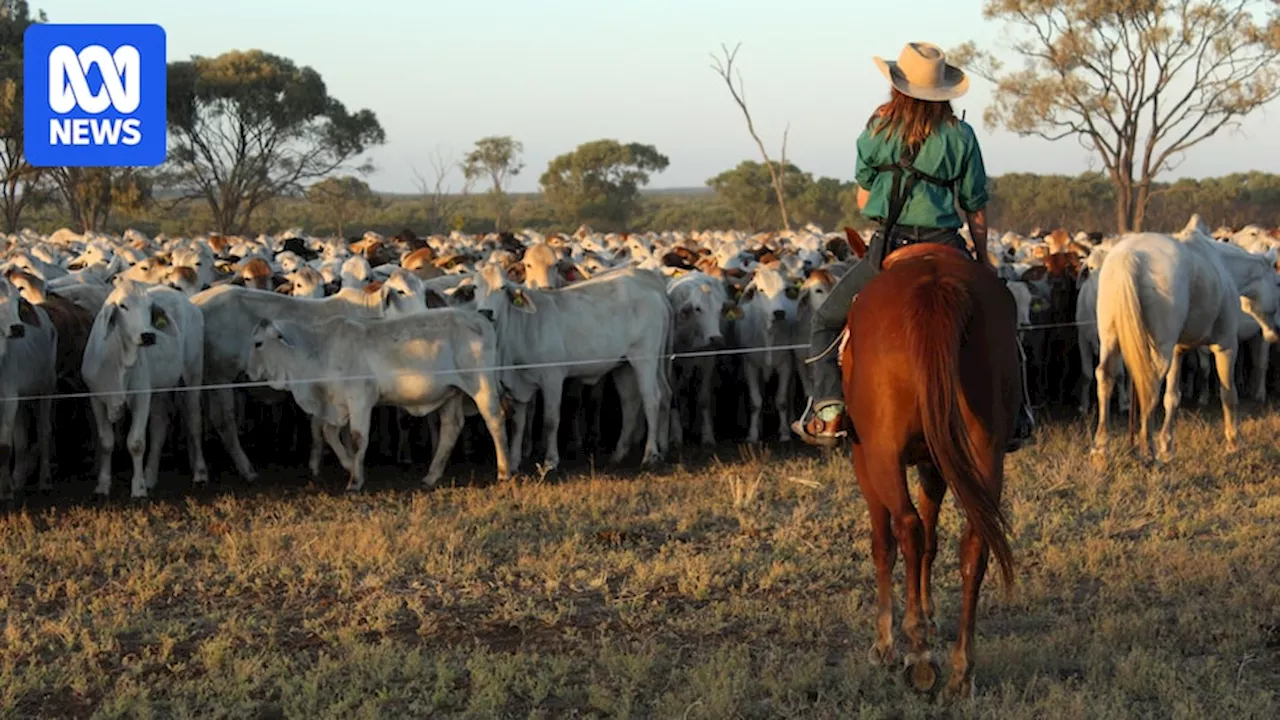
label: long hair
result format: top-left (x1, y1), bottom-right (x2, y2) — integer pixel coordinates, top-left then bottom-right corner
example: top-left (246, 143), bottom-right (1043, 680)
top-left (870, 88), bottom-right (957, 150)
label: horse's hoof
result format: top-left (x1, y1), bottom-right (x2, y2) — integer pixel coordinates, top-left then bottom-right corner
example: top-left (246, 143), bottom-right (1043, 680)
top-left (903, 652), bottom-right (940, 694)
top-left (867, 642), bottom-right (896, 668)
top-left (945, 673), bottom-right (976, 701)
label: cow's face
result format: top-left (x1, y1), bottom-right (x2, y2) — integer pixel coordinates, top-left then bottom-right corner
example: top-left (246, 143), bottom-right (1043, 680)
top-left (248, 318), bottom-right (303, 386)
top-left (68, 243), bottom-right (110, 270)
top-left (473, 262), bottom-right (536, 323)
top-left (521, 243), bottom-right (561, 290)
top-left (797, 268), bottom-right (835, 315)
top-left (669, 274), bottom-right (728, 352)
top-left (740, 265), bottom-right (800, 331)
top-left (102, 280), bottom-right (175, 369)
top-left (275, 251), bottom-right (305, 274)
top-left (0, 277), bottom-right (28, 360)
top-left (1240, 252), bottom-right (1280, 344)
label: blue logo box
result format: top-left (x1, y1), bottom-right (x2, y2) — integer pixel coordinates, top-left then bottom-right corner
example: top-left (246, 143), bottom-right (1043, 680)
top-left (24, 23), bottom-right (167, 167)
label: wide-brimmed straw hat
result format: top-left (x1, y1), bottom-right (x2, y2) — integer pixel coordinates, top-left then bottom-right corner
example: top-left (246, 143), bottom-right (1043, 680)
top-left (873, 42), bottom-right (969, 102)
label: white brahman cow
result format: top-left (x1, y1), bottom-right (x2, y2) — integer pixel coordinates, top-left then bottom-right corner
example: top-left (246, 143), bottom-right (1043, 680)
top-left (82, 279), bottom-right (207, 498)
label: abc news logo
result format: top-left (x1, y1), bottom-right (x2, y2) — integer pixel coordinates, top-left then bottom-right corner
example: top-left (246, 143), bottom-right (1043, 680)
top-left (24, 24), bottom-right (166, 167)
top-left (48, 45), bottom-right (143, 147)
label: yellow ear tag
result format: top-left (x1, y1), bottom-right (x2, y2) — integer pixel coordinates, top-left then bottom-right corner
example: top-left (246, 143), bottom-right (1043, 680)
top-left (154, 316), bottom-right (168, 329)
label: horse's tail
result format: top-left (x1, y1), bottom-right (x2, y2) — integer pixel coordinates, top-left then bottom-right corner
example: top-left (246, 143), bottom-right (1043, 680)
top-left (1104, 250), bottom-right (1165, 415)
top-left (908, 272), bottom-right (1015, 589)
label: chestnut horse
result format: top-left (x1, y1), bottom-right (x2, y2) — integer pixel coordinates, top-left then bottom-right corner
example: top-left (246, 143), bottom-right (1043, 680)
top-left (839, 238), bottom-right (1017, 699)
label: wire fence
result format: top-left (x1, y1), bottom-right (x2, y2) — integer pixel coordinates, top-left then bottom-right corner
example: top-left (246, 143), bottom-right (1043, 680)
top-left (5, 318), bottom-right (1097, 404)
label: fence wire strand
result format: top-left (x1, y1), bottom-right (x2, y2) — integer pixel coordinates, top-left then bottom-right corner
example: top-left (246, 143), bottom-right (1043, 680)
top-left (4, 318), bottom-right (1096, 404)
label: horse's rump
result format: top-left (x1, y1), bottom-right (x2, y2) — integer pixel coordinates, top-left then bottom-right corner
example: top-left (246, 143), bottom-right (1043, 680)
top-left (843, 244), bottom-right (1016, 585)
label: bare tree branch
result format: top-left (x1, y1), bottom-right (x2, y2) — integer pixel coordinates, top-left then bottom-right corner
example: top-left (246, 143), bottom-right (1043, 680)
top-left (710, 42), bottom-right (793, 231)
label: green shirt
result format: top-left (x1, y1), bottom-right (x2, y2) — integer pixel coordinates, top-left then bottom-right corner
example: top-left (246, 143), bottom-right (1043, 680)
top-left (854, 117), bottom-right (989, 229)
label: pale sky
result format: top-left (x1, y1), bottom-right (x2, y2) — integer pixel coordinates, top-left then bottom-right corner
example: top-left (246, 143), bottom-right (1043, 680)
top-left (45, 0), bottom-right (1280, 194)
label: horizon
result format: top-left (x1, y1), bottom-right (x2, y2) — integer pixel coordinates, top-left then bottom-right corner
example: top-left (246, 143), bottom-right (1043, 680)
top-left (46, 0), bottom-right (1280, 196)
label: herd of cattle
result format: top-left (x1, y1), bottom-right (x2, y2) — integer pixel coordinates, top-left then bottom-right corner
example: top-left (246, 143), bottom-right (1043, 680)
top-left (0, 220), bottom-right (1278, 499)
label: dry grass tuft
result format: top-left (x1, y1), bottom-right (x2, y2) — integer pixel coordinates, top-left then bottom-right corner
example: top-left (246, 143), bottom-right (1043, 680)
top-left (3, 409), bottom-right (1279, 717)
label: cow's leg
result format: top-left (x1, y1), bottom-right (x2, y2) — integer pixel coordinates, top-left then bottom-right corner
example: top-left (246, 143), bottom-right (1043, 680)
top-left (1247, 335), bottom-right (1268, 403)
top-left (397, 412), bottom-right (415, 464)
top-left (91, 399), bottom-right (115, 497)
top-left (1078, 341), bottom-right (1096, 418)
top-left (1194, 348), bottom-right (1214, 407)
top-left (35, 393), bottom-right (53, 491)
top-left (628, 360), bottom-right (665, 466)
top-left (507, 401), bottom-right (528, 472)
top-left (126, 392), bottom-right (153, 499)
top-left (745, 363), bottom-right (764, 444)
top-left (345, 400), bottom-right (376, 492)
top-left (540, 376), bottom-right (567, 471)
top-left (1155, 346), bottom-right (1186, 463)
top-left (774, 360), bottom-right (793, 443)
top-left (472, 379), bottom-right (510, 482)
top-left (308, 417), bottom-right (325, 477)
top-left (0, 398), bottom-right (17, 499)
top-left (422, 398), bottom-right (465, 488)
top-left (144, 394), bottom-right (172, 492)
top-left (1210, 342), bottom-right (1242, 452)
top-left (321, 422), bottom-right (354, 473)
top-left (181, 388), bottom-right (208, 486)
top-left (210, 388), bottom-right (258, 482)
top-left (697, 357), bottom-right (716, 448)
top-left (611, 369), bottom-right (639, 465)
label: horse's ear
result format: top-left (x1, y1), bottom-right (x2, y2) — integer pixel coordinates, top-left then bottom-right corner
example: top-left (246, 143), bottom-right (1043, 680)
top-left (843, 227), bottom-right (868, 259)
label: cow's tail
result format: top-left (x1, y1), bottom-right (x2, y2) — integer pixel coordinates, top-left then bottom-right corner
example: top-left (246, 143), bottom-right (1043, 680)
top-left (1104, 250), bottom-right (1165, 417)
top-left (908, 271), bottom-right (1015, 589)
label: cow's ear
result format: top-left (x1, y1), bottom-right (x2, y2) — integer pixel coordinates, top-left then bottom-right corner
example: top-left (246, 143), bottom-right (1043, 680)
top-left (722, 303), bottom-right (743, 321)
top-left (151, 304), bottom-right (175, 334)
top-left (507, 286), bottom-right (536, 313)
top-left (453, 284), bottom-right (476, 303)
top-left (422, 289), bottom-right (448, 308)
top-left (17, 297), bottom-right (40, 327)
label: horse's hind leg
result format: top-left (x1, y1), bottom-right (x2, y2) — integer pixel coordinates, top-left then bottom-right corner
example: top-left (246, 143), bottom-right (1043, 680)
top-left (1210, 342), bottom-right (1242, 452)
top-left (915, 464), bottom-right (947, 643)
top-left (1090, 336), bottom-right (1123, 463)
top-left (854, 443), bottom-right (898, 668)
top-left (947, 514), bottom-right (991, 700)
top-left (859, 444), bottom-right (938, 692)
top-left (1156, 347), bottom-right (1187, 463)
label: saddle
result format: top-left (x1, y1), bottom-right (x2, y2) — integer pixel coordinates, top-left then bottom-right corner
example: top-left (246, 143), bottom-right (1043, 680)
top-left (881, 241), bottom-right (974, 272)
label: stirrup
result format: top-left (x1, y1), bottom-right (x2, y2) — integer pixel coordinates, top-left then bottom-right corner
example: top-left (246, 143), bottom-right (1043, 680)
top-left (791, 398), bottom-right (847, 447)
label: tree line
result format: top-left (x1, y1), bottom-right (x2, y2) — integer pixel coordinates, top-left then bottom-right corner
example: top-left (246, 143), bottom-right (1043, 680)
top-left (3, 0), bottom-right (1279, 238)
top-left (16, 166), bottom-right (1280, 239)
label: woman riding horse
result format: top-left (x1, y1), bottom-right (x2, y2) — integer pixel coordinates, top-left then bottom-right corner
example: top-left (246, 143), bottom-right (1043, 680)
top-left (791, 42), bottom-right (1036, 450)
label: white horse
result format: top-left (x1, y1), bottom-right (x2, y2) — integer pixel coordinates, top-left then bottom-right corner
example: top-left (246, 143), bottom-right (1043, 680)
top-left (1091, 215), bottom-right (1280, 464)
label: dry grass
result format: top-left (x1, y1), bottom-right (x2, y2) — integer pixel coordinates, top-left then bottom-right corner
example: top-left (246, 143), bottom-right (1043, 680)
top-left (3, 410), bottom-right (1280, 718)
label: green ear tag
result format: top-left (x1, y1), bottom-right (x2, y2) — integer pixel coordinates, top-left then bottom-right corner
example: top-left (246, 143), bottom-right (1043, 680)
top-left (513, 294), bottom-right (524, 306)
